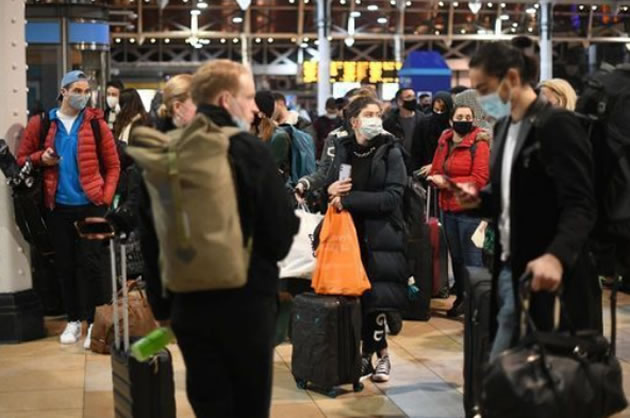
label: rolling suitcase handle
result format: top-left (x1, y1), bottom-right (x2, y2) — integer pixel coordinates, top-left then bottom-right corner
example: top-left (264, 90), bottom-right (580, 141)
top-left (110, 238), bottom-right (130, 352)
top-left (426, 186), bottom-right (439, 222)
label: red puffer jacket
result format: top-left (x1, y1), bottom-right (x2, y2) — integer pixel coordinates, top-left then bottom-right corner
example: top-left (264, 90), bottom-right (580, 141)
top-left (429, 127), bottom-right (490, 212)
top-left (17, 108), bottom-right (120, 209)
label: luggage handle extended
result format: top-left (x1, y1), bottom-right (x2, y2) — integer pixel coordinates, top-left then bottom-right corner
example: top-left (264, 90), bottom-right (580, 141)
top-left (110, 238), bottom-right (130, 352)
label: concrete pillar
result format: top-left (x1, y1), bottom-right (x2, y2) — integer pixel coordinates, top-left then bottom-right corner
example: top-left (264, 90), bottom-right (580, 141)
top-left (317, 0), bottom-right (331, 116)
top-left (0, 0), bottom-right (45, 343)
top-left (539, 0), bottom-right (553, 81)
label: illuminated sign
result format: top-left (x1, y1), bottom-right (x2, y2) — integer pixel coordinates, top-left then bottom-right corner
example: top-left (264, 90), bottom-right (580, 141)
top-left (303, 61), bottom-right (403, 83)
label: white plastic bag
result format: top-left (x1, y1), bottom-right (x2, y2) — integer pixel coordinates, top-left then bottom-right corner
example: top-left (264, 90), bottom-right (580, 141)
top-left (471, 220), bottom-right (488, 249)
top-left (279, 207), bottom-right (323, 279)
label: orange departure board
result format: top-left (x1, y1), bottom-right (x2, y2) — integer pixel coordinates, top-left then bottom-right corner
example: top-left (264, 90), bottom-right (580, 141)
top-left (303, 61), bottom-right (402, 83)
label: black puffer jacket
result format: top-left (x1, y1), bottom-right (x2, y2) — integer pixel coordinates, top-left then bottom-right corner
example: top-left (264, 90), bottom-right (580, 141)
top-left (326, 133), bottom-right (409, 312)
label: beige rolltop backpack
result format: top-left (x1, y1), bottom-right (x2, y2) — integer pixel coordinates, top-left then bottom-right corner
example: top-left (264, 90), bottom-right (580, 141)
top-left (127, 113), bottom-right (251, 292)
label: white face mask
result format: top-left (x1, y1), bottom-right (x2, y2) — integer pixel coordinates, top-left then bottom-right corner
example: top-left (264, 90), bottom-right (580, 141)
top-left (230, 96), bottom-right (251, 131)
top-left (358, 117), bottom-right (383, 140)
top-left (106, 96), bottom-right (119, 110)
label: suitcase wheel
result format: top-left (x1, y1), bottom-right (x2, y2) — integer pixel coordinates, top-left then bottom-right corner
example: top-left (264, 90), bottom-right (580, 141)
top-left (295, 378), bottom-right (308, 390)
top-left (353, 382), bottom-right (364, 392)
top-left (325, 388), bottom-right (338, 398)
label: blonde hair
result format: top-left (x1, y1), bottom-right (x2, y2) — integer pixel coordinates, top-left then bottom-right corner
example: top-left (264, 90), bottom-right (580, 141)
top-left (257, 116), bottom-right (276, 142)
top-left (191, 59), bottom-right (249, 106)
top-left (157, 74), bottom-right (192, 119)
top-left (540, 78), bottom-right (577, 111)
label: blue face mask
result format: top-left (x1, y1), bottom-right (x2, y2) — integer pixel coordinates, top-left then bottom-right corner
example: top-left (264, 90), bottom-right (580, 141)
top-left (68, 93), bottom-right (89, 111)
top-left (477, 91), bottom-right (511, 120)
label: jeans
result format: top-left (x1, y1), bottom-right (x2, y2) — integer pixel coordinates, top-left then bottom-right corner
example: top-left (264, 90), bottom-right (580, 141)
top-left (47, 204), bottom-right (107, 323)
top-left (490, 266), bottom-right (517, 361)
top-left (171, 294), bottom-right (277, 418)
top-left (443, 212), bottom-right (483, 300)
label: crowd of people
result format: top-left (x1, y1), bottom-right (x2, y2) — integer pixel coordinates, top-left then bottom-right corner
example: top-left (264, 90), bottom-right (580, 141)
top-left (14, 37), bottom-right (629, 417)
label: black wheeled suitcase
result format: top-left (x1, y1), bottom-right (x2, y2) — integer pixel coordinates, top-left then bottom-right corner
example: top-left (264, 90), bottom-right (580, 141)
top-left (291, 293), bottom-right (364, 397)
top-left (403, 222), bottom-right (433, 321)
top-left (109, 239), bottom-right (176, 418)
top-left (463, 267), bottom-right (492, 418)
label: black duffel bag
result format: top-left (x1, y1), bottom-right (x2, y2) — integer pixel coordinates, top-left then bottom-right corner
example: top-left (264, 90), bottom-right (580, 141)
top-left (481, 273), bottom-right (627, 418)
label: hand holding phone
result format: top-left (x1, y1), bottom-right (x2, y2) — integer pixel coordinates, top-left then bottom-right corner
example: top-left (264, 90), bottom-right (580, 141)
top-left (339, 164), bottom-right (352, 181)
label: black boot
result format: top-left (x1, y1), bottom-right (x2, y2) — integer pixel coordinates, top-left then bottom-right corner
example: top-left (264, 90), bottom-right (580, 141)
top-left (447, 298), bottom-right (465, 318)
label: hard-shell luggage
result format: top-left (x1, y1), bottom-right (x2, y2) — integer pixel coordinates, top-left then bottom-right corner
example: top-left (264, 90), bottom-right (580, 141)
top-left (291, 293), bottom-right (364, 397)
top-left (403, 222), bottom-right (433, 321)
top-left (427, 187), bottom-right (449, 298)
top-left (108, 239), bottom-right (176, 418)
top-left (463, 266), bottom-right (492, 418)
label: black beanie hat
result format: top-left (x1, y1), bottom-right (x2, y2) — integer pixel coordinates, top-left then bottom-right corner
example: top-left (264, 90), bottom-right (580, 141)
top-left (255, 90), bottom-right (276, 119)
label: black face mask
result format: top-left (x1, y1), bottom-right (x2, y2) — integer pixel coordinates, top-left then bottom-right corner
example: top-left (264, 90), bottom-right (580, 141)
top-left (452, 121), bottom-right (473, 136)
top-left (402, 99), bottom-right (417, 112)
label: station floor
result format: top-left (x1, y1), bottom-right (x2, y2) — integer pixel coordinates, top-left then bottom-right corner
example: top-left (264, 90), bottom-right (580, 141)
top-left (1, 292), bottom-right (630, 418)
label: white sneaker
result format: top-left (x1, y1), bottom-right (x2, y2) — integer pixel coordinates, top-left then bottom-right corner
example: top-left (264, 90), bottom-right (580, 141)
top-left (372, 355), bottom-right (391, 383)
top-left (60, 321), bottom-right (82, 345)
top-left (83, 323), bottom-right (93, 350)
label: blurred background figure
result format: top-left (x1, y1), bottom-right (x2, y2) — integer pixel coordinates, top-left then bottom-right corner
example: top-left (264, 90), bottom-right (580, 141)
top-left (539, 78), bottom-right (578, 111)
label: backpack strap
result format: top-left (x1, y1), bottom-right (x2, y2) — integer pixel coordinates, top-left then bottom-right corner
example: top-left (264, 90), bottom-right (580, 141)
top-left (90, 118), bottom-right (106, 176)
top-left (39, 112), bottom-right (50, 150)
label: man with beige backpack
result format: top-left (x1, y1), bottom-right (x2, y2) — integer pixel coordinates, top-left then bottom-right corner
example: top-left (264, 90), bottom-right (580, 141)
top-left (127, 60), bottom-right (299, 418)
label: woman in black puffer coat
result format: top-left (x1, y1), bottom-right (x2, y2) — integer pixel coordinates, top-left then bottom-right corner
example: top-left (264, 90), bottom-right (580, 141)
top-left (325, 96), bottom-right (408, 384)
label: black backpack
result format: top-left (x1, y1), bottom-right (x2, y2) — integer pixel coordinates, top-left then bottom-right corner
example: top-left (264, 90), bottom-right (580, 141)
top-left (575, 67), bottom-right (630, 241)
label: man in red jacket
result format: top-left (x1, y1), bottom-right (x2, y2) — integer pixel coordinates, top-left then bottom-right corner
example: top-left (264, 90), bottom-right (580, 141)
top-left (17, 70), bottom-right (120, 348)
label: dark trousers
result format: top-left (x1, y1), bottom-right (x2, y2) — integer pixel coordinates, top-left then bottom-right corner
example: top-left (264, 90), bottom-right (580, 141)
top-left (362, 311), bottom-right (387, 356)
top-left (443, 211), bottom-right (483, 300)
top-left (47, 204), bottom-right (107, 323)
top-left (171, 294), bottom-right (277, 418)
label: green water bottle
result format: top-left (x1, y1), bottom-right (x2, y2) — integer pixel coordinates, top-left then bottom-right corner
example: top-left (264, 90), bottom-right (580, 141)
top-left (131, 327), bottom-right (174, 362)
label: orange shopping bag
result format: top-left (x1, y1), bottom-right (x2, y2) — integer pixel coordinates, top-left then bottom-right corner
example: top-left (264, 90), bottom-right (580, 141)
top-left (311, 207), bottom-right (371, 296)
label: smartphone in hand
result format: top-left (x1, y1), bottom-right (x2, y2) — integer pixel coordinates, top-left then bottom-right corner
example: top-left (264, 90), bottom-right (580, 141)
top-left (74, 219), bottom-right (115, 239)
top-left (339, 164), bottom-right (352, 181)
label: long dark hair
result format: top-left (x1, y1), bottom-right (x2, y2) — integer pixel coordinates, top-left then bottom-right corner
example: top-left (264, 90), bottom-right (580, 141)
top-left (345, 96), bottom-right (382, 122)
top-left (113, 88), bottom-right (150, 139)
top-left (469, 42), bottom-right (539, 87)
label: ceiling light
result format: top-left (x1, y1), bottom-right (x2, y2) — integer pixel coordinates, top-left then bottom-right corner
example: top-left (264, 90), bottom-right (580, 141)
top-left (390, 0), bottom-right (396, 5)
top-left (477, 29), bottom-right (486, 34)
top-left (512, 22), bottom-right (518, 27)
top-left (368, 4), bottom-right (379, 10)
top-left (500, 2), bottom-right (506, 7)
top-left (592, 5), bottom-right (597, 10)
top-left (510, 27), bottom-right (516, 32)
top-left (232, 16), bottom-right (243, 23)
top-left (351, 11), bottom-right (361, 17)
top-left (468, 0), bottom-right (481, 14)
top-left (220, 38), bottom-right (226, 43)
top-left (233, 38), bottom-right (239, 43)
top-left (623, 6), bottom-right (628, 12)
top-left (291, 37), bottom-right (297, 42)
top-left (190, 9), bottom-right (201, 15)
top-left (164, 38), bottom-right (170, 43)
top-left (150, 38), bottom-right (156, 43)
top-left (300, 42), bottom-right (309, 48)
top-left (289, 0), bottom-right (295, 3)
top-left (304, 37), bottom-right (310, 41)
top-left (340, 0), bottom-right (346, 4)
top-left (579, 4), bottom-right (585, 10)
top-left (533, 3), bottom-right (539, 8)
top-left (438, 1), bottom-right (444, 6)
top-left (435, 30), bottom-right (440, 34)
top-left (345, 36), bottom-right (355, 46)
top-left (197, 1), bottom-right (208, 9)
top-left (182, 0), bottom-right (188, 2)
top-left (255, 37), bottom-right (262, 43)
top-left (200, 39), bottom-right (210, 44)
top-left (355, 0), bottom-right (361, 4)
top-left (327, 35), bottom-right (333, 41)
top-left (268, 37), bottom-right (274, 43)
top-left (406, 0), bottom-right (412, 6)
top-left (526, 7), bottom-right (536, 14)
top-left (130, 38), bottom-right (136, 43)
top-left (460, 28), bottom-right (466, 33)
top-left (378, 17), bottom-right (388, 23)
top-left (487, 2), bottom-right (493, 7)
top-left (453, 2), bottom-right (459, 6)
top-left (500, 14), bottom-right (509, 20)
top-left (305, 0), bottom-right (310, 3)
top-left (528, 27), bottom-right (534, 32)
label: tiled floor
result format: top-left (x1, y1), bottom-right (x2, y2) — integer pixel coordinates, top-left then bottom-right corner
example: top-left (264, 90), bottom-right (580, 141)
top-left (1, 292), bottom-right (630, 418)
